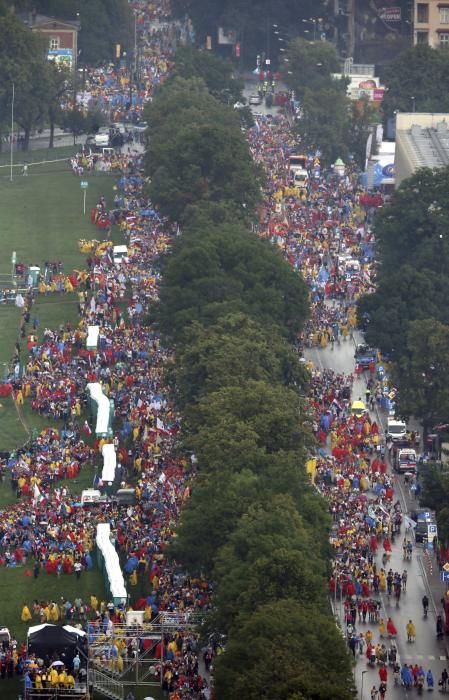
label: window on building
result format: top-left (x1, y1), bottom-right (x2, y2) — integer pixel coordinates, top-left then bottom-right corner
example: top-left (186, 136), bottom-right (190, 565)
top-left (417, 3), bottom-right (429, 22)
top-left (49, 37), bottom-right (59, 50)
top-left (440, 31), bottom-right (449, 46)
top-left (416, 30), bottom-right (429, 44)
top-left (440, 7), bottom-right (449, 23)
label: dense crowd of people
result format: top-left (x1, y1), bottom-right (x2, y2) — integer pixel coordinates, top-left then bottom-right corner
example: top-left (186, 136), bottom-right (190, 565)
top-left (0, 2), bottom-right (441, 700)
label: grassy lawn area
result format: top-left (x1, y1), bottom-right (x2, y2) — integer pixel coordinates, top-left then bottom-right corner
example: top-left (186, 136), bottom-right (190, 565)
top-left (0, 169), bottom-right (115, 276)
top-left (0, 166), bottom-right (117, 450)
top-left (0, 565), bottom-right (107, 700)
top-left (0, 145), bottom-right (78, 168)
top-left (0, 294), bottom-right (82, 451)
top-left (0, 154), bottom-right (157, 700)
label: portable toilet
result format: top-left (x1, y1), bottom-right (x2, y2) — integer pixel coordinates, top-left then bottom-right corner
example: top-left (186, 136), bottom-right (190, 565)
top-left (27, 266), bottom-right (41, 288)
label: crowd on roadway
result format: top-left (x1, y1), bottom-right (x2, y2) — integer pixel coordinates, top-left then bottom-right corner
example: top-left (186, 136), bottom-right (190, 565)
top-left (0, 3), bottom-right (443, 700)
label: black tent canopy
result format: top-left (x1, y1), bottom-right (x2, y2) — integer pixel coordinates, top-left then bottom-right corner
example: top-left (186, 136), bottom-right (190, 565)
top-left (27, 624), bottom-right (86, 663)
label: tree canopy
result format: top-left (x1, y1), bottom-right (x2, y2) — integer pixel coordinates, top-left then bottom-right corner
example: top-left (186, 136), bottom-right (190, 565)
top-left (358, 167), bottom-right (449, 359)
top-left (170, 312), bottom-right (307, 410)
top-left (170, 0), bottom-right (328, 63)
top-left (147, 41), bottom-right (353, 697)
top-left (282, 38), bottom-right (378, 166)
top-left (158, 222), bottom-right (309, 342)
top-left (382, 45), bottom-right (449, 121)
top-left (282, 38), bottom-right (340, 99)
top-left (169, 45), bottom-right (244, 104)
top-left (12, 0), bottom-right (132, 65)
top-left (144, 77), bottom-right (262, 222)
top-left (393, 319), bottom-right (449, 430)
top-left (0, 13), bottom-right (50, 148)
top-left (213, 599), bottom-right (354, 700)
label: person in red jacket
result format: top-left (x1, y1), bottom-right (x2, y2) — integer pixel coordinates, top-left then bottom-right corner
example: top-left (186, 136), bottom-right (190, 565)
top-left (387, 617), bottom-right (397, 637)
top-left (379, 664), bottom-right (388, 684)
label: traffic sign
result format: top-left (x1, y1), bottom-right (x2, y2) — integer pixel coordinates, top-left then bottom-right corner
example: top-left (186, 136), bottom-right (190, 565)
top-left (80, 181), bottom-right (89, 189)
top-left (443, 563), bottom-right (449, 572)
top-left (441, 571), bottom-right (449, 583)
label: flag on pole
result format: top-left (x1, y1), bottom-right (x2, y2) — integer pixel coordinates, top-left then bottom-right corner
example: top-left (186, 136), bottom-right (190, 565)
top-left (404, 515), bottom-right (417, 529)
top-left (33, 483), bottom-right (44, 503)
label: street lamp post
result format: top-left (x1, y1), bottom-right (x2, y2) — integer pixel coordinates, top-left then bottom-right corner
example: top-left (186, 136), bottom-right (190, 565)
top-left (411, 95), bottom-right (416, 112)
top-left (360, 670), bottom-right (367, 699)
top-left (10, 81), bottom-right (14, 183)
top-left (302, 18), bottom-right (319, 41)
top-left (133, 11), bottom-right (138, 80)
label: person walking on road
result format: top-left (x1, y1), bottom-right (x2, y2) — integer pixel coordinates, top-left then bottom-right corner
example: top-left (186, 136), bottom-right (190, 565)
top-left (406, 619), bottom-right (416, 642)
top-left (440, 668), bottom-right (448, 691)
top-left (422, 594), bottom-right (429, 617)
top-left (378, 664), bottom-right (388, 685)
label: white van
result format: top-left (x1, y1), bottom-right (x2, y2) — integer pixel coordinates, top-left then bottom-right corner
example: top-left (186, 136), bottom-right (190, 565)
top-left (113, 245), bottom-right (129, 266)
top-left (94, 132), bottom-right (110, 147)
top-left (387, 418), bottom-right (407, 443)
top-left (294, 169), bottom-right (308, 187)
top-left (81, 489), bottom-right (106, 505)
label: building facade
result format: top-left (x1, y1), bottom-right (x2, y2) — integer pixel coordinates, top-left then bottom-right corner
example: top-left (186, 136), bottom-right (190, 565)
top-left (23, 13), bottom-right (80, 69)
top-left (414, 0), bottom-right (449, 47)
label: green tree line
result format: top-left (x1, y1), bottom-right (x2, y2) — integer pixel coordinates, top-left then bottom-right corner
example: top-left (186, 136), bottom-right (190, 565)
top-left (8, 0), bottom-right (132, 65)
top-left (0, 10), bottom-right (107, 149)
top-left (282, 38), bottom-right (379, 166)
top-left (358, 166), bottom-right (449, 434)
top-left (147, 49), bottom-right (355, 699)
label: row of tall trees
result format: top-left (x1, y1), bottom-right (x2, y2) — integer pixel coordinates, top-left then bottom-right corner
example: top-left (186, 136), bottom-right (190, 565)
top-left (148, 49), bottom-right (355, 699)
top-left (0, 10), bottom-right (105, 149)
top-left (143, 70), bottom-right (262, 224)
top-left (357, 166), bottom-right (449, 434)
top-left (9, 0), bottom-right (132, 65)
top-left (170, 0), bottom-right (328, 65)
top-left (283, 38), bottom-right (379, 166)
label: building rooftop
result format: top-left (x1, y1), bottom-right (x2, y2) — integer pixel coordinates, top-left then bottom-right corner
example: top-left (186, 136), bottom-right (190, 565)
top-left (401, 119), bottom-right (449, 170)
top-left (20, 12), bottom-right (81, 30)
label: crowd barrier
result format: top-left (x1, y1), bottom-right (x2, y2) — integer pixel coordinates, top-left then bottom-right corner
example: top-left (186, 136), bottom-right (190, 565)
top-left (96, 523), bottom-right (127, 606)
top-left (86, 325), bottom-right (100, 351)
top-left (101, 443), bottom-right (117, 484)
top-left (86, 382), bottom-right (113, 438)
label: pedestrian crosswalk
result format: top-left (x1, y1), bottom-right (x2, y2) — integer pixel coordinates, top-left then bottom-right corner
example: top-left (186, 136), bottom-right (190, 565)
top-left (401, 654), bottom-right (446, 661)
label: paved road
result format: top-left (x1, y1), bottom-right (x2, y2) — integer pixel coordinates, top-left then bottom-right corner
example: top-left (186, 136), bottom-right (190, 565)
top-left (306, 328), bottom-right (448, 697)
top-left (243, 79), bottom-right (282, 118)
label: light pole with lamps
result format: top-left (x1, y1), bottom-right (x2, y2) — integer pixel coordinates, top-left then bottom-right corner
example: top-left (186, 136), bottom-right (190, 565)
top-left (10, 81), bottom-right (14, 183)
top-left (302, 18), bottom-right (320, 41)
top-left (360, 669), bottom-right (367, 699)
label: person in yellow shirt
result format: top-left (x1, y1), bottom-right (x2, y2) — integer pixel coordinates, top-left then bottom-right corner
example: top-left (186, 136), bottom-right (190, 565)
top-left (66, 673), bottom-right (75, 689)
top-left (21, 604), bottom-right (32, 622)
top-left (58, 669), bottom-right (67, 687)
top-left (50, 603), bottom-right (59, 622)
top-left (49, 667), bottom-right (59, 687)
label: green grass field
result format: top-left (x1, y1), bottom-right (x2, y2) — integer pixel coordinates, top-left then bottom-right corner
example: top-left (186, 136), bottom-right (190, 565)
top-left (0, 158), bottom-right (117, 683)
top-left (0, 153), bottom-right (165, 700)
top-left (0, 164), bottom-right (116, 451)
top-left (0, 167), bottom-right (115, 276)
